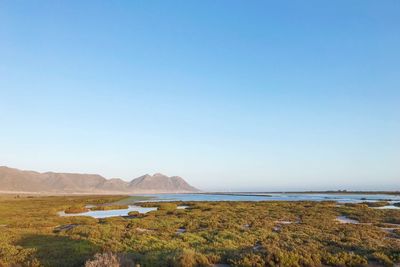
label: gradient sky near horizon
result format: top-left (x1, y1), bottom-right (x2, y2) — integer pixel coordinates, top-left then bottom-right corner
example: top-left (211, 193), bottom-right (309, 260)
top-left (1, 1), bottom-right (399, 191)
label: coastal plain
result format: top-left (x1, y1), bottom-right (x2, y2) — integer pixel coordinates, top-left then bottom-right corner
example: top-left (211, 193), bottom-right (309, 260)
top-left (0, 194), bottom-right (400, 267)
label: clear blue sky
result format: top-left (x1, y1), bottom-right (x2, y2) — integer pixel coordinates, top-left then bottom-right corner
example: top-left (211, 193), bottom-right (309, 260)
top-left (1, 1), bottom-right (399, 191)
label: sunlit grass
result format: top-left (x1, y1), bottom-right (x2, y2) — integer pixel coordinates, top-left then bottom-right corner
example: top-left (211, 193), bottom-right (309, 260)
top-left (0, 195), bottom-right (399, 266)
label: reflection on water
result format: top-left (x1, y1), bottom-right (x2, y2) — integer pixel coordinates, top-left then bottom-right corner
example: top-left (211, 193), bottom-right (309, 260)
top-left (58, 205), bottom-right (157, 218)
top-left (336, 216), bottom-right (360, 224)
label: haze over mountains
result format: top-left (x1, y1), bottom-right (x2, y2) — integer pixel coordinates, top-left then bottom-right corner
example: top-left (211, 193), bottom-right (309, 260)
top-left (0, 166), bottom-right (200, 194)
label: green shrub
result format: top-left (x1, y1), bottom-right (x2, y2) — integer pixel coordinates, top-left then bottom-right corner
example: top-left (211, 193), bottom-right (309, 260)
top-left (171, 249), bottom-right (210, 267)
top-left (158, 203), bottom-right (177, 211)
top-left (65, 205), bottom-right (89, 214)
top-left (361, 201), bottom-right (390, 207)
top-left (85, 252), bottom-right (136, 267)
top-left (372, 252), bottom-right (393, 266)
top-left (128, 211), bottom-right (140, 217)
top-left (90, 205), bottom-right (129, 211)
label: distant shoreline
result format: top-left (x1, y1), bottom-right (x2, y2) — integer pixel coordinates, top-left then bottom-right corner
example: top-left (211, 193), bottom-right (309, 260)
top-left (198, 191), bottom-right (400, 196)
top-left (1, 190), bottom-right (399, 196)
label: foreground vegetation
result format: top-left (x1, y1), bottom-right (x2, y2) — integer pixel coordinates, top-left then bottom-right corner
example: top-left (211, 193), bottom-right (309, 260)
top-left (0, 195), bottom-right (399, 267)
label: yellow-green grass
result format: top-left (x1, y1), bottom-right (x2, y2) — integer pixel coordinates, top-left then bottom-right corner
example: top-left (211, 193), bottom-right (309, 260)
top-left (65, 205), bottom-right (89, 214)
top-left (0, 195), bottom-right (400, 267)
top-left (90, 205), bottom-right (129, 211)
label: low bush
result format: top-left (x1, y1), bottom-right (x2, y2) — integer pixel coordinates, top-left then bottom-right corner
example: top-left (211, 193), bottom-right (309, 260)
top-left (85, 252), bottom-right (136, 267)
top-left (361, 201), bottom-right (390, 207)
top-left (158, 203), bottom-right (177, 211)
top-left (90, 205), bottom-right (129, 211)
top-left (65, 205), bottom-right (89, 214)
top-left (128, 211), bottom-right (140, 217)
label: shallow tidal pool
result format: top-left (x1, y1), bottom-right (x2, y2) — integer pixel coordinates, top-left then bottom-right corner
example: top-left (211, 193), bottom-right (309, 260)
top-left (58, 205), bottom-right (157, 218)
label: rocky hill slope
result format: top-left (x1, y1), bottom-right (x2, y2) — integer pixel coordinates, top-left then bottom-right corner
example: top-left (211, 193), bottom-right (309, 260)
top-left (0, 166), bottom-right (200, 194)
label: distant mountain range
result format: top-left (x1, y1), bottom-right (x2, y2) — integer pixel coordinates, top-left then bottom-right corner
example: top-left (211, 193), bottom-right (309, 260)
top-left (0, 166), bottom-right (200, 194)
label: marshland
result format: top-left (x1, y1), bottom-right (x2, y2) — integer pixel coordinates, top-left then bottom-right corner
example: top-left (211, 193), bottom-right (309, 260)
top-left (1, 194), bottom-right (399, 267)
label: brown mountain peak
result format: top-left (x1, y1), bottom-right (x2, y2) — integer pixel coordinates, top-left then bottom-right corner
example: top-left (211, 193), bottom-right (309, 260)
top-left (0, 166), bottom-right (200, 194)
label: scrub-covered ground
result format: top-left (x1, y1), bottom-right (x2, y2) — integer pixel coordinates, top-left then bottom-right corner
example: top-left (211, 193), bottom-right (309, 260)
top-left (0, 195), bottom-right (399, 267)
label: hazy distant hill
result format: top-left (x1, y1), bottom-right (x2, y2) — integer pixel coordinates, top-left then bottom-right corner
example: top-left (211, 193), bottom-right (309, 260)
top-left (0, 166), bottom-right (200, 194)
top-left (128, 173), bottom-right (199, 193)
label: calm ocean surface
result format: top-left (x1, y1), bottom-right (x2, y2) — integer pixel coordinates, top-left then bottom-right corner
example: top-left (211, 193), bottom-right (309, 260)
top-left (136, 193), bottom-right (400, 203)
